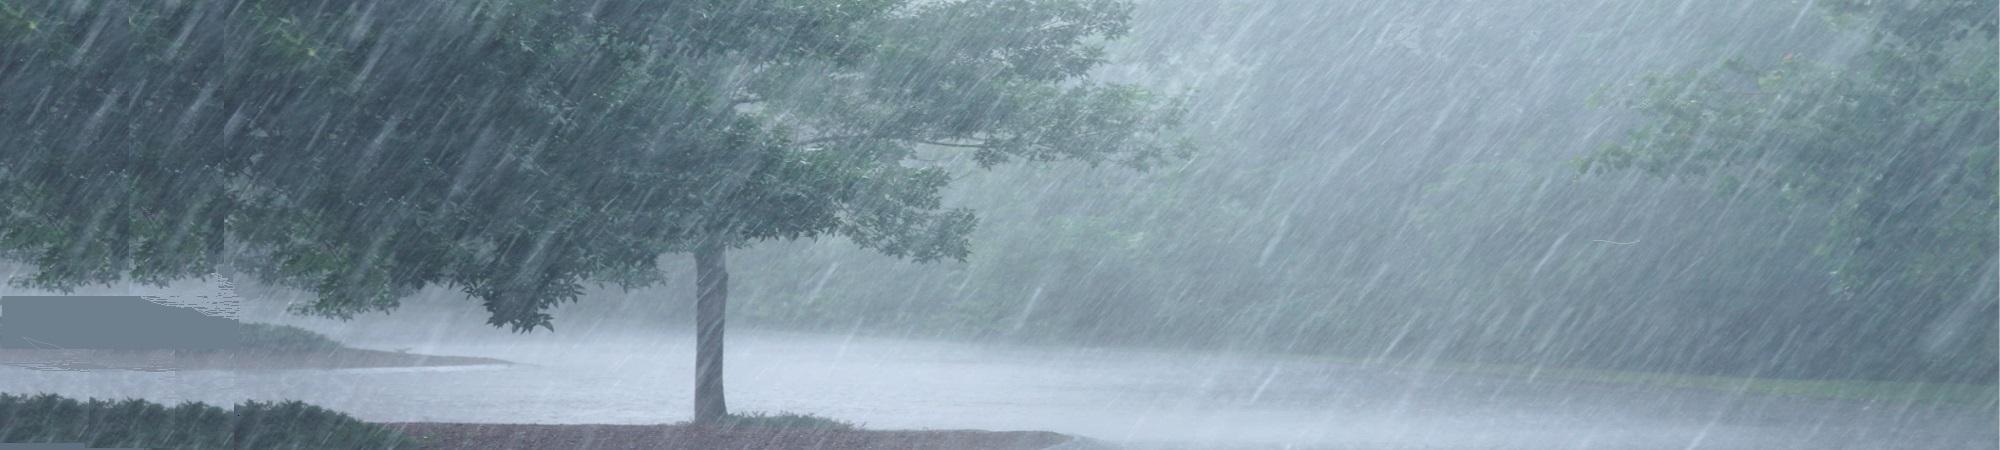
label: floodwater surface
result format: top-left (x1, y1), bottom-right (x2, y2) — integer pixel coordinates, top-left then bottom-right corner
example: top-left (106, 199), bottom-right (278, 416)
top-left (2, 326), bottom-right (1993, 450)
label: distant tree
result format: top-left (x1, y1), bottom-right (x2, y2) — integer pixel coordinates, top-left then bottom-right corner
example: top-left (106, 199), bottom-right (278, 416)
top-left (1584, 0), bottom-right (1997, 380)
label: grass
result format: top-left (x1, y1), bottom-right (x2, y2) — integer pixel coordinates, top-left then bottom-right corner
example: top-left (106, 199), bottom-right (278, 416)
top-left (703, 412), bottom-right (859, 430)
top-left (0, 393), bottom-right (417, 449)
top-left (1383, 359), bottom-right (1999, 406)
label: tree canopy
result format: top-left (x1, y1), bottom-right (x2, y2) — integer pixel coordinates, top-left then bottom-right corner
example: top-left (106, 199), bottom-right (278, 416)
top-left (1585, 0), bottom-right (1997, 379)
top-left (0, 0), bottom-right (1191, 331)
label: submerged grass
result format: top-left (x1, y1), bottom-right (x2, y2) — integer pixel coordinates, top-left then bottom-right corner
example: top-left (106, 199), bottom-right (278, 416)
top-left (233, 323), bottom-right (346, 353)
top-left (1394, 359), bottom-right (2000, 406)
top-left (1542, 368), bottom-right (1996, 406)
top-left (159, 322), bottom-right (344, 355)
top-left (704, 412), bottom-right (859, 430)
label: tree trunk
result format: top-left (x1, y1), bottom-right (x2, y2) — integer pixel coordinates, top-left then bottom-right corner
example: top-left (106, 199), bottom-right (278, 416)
top-left (207, 199), bottom-right (229, 278)
top-left (692, 243), bottom-right (729, 424)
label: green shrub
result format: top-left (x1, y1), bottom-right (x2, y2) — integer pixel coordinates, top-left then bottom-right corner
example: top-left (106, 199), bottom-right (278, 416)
top-left (0, 393), bottom-right (415, 449)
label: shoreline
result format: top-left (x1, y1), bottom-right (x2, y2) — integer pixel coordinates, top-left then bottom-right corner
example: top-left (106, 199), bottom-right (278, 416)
top-left (0, 347), bottom-right (511, 371)
top-left (385, 422), bottom-right (1077, 450)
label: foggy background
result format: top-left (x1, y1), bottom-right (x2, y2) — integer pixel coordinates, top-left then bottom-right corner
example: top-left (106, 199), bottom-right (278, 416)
top-left (1, 0), bottom-right (1994, 448)
top-left (202, 0), bottom-right (1992, 384)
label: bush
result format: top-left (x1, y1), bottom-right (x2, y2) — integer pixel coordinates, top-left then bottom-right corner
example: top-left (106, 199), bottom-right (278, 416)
top-left (0, 393), bottom-right (415, 449)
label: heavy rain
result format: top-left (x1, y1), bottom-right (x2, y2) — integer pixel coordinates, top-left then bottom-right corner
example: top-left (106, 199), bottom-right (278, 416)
top-left (0, 0), bottom-right (1994, 449)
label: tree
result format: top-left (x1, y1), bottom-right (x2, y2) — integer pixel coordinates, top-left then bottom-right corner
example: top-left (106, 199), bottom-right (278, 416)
top-left (1, 0), bottom-right (890, 313)
top-left (217, 0), bottom-right (902, 332)
top-left (1584, 0), bottom-right (1997, 381)
top-left (264, 0), bottom-right (1190, 422)
top-left (571, 0), bottom-right (1193, 422)
top-left (0, 0), bottom-right (878, 418)
top-left (0, 0), bottom-right (1192, 422)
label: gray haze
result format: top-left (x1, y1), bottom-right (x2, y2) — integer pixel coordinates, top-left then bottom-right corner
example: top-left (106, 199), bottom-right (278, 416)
top-left (375, 0), bottom-right (1985, 384)
top-left (2, 0), bottom-right (1995, 449)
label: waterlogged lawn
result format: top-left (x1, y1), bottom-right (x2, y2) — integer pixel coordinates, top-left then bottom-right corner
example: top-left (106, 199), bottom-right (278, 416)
top-left (1420, 361), bottom-right (1998, 406)
top-left (1578, 372), bottom-right (1993, 406)
top-left (705, 412), bottom-right (860, 430)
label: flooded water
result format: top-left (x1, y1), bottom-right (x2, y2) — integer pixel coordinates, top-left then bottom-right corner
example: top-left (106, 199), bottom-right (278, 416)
top-left (2, 324), bottom-right (1991, 450)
